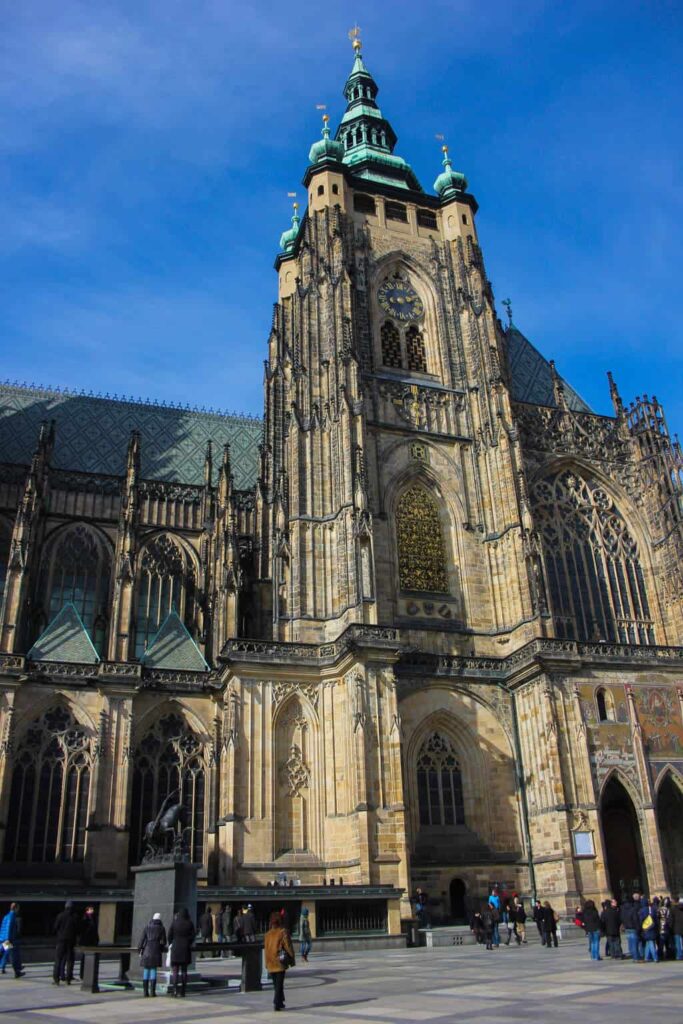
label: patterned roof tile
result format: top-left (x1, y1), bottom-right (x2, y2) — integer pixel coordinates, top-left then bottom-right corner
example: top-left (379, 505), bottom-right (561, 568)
top-left (140, 610), bottom-right (209, 672)
top-left (27, 603), bottom-right (100, 664)
top-left (0, 383), bottom-right (262, 488)
top-left (506, 325), bottom-right (591, 413)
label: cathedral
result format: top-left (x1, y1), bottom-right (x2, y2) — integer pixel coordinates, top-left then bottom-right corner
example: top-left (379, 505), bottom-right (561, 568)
top-left (0, 38), bottom-right (682, 942)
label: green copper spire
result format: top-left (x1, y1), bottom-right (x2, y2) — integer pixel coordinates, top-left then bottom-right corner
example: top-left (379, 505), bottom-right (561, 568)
top-left (434, 144), bottom-right (468, 200)
top-left (308, 113), bottom-right (344, 166)
top-left (334, 38), bottom-right (422, 192)
top-left (279, 202), bottom-right (301, 254)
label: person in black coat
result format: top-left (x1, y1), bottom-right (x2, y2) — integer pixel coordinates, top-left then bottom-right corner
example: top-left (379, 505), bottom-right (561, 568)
top-left (242, 904), bottom-right (257, 942)
top-left (167, 908), bottom-right (195, 998)
top-left (77, 907), bottom-right (99, 981)
top-left (600, 899), bottom-right (623, 959)
top-left (542, 902), bottom-right (558, 949)
top-left (53, 900), bottom-right (80, 985)
top-left (582, 899), bottom-right (602, 960)
top-left (198, 906), bottom-right (214, 958)
top-left (138, 913), bottom-right (167, 998)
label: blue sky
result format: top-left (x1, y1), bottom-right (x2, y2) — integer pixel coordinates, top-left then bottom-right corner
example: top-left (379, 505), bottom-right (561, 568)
top-left (1, 1), bottom-right (682, 432)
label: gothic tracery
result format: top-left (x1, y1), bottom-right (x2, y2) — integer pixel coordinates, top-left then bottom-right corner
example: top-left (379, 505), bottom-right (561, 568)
top-left (396, 486), bottom-right (449, 593)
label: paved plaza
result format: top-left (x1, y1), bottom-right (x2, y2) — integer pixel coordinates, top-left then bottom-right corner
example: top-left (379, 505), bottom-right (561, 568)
top-left (2, 938), bottom-right (681, 1024)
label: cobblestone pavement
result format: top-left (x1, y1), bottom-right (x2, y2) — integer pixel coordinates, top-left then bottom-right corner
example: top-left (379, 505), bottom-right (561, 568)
top-left (2, 939), bottom-right (681, 1023)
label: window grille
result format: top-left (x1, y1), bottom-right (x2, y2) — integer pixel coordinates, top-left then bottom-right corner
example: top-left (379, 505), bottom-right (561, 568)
top-left (385, 201), bottom-right (408, 223)
top-left (405, 325), bottom-right (427, 372)
top-left (380, 321), bottom-right (403, 369)
top-left (396, 486), bottom-right (449, 593)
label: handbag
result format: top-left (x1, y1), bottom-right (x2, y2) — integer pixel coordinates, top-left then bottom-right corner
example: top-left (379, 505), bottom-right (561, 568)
top-left (277, 939), bottom-right (293, 968)
top-left (165, 944), bottom-right (173, 968)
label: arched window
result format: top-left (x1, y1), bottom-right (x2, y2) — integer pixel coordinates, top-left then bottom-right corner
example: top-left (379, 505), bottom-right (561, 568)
top-left (596, 688), bottom-right (615, 723)
top-left (406, 325), bottom-right (427, 372)
top-left (129, 712), bottom-right (206, 865)
top-left (42, 525), bottom-right (111, 649)
top-left (396, 486), bottom-right (449, 593)
top-left (381, 321), bottom-right (403, 369)
top-left (134, 534), bottom-right (195, 659)
top-left (531, 470), bottom-right (654, 644)
top-left (5, 706), bottom-right (91, 863)
top-left (417, 732), bottom-right (464, 827)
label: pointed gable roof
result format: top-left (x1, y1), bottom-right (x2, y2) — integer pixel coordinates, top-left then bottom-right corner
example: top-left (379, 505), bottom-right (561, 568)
top-left (27, 603), bottom-right (100, 664)
top-left (506, 323), bottom-right (591, 413)
top-left (140, 610), bottom-right (209, 672)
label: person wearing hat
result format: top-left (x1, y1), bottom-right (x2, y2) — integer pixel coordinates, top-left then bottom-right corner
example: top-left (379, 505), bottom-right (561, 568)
top-left (299, 907), bottom-right (312, 962)
top-left (52, 900), bottom-right (79, 985)
top-left (671, 896), bottom-right (683, 961)
top-left (138, 912), bottom-right (167, 997)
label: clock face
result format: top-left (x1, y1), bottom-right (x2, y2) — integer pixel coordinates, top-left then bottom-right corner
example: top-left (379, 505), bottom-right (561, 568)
top-left (378, 277), bottom-right (424, 322)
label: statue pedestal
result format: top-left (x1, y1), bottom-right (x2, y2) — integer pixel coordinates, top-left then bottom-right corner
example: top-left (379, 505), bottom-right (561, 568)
top-left (130, 859), bottom-right (198, 984)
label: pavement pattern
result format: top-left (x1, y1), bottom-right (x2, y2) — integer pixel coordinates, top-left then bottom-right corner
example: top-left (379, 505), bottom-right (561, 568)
top-left (1, 938), bottom-right (681, 1024)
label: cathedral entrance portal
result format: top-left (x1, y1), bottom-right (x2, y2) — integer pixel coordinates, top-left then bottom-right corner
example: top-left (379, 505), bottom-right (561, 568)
top-left (449, 878), bottom-right (467, 923)
top-left (600, 776), bottom-right (647, 899)
top-left (656, 773), bottom-right (683, 897)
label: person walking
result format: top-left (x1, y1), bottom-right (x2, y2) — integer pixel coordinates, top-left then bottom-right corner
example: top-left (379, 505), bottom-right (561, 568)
top-left (542, 901), bottom-right (559, 949)
top-left (640, 900), bottom-right (659, 962)
top-left (601, 899), bottom-right (623, 959)
top-left (0, 903), bottom-right (24, 978)
top-left (167, 907), bottom-right (194, 997)
top-left (265, 910), bottom-right (295, 1012)
top-left (198, 905), bottom-right (214, 958)
top-left (512, 898), bottom-right (527, 945)
top-left (242, 904), bottom-right (257, 943)
top-left (671, 897), bottom-right (683, 961)
top-left (138, 912), bottom-right (167, 998)
top-left (53, 901), bottom-right (79, 985)
top-left (299, 907), bottom-right (312, 962)
top-left (582, 899), bottom-right (602, 961)
top-left (620, 893), bottom-right (642, 962)
top-left (77, 906), bottom-right (99, 981)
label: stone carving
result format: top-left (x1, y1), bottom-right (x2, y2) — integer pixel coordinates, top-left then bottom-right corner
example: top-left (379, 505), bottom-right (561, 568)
top-left (396, 485), bottom-right (448, 593)
top-left (272, 681), bottom-right (319, 711)
top-left (281, 744), bottom-right (310, 797)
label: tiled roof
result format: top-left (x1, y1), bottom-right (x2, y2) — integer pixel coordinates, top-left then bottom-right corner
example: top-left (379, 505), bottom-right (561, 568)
top-left (0, 383), bottom-right (262, 489)
top-left (506, 325), bottom-right (591, 413)
top-left (140, 610), bottom-right (209, 672)
top-left (27, 603), bottom-right (100, 664)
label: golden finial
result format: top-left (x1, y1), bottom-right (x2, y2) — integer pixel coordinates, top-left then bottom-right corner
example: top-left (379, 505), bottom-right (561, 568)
top-left (348, 24), bottom-right (361, 50)
top-left (322, 114), bottom-right (329, 123)
top-left (293, 201), bottom-right (299, 211)
top-left (442, 144), bottom-right (449, 154)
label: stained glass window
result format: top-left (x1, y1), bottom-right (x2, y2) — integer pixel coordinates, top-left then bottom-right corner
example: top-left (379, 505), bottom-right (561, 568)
top-left (134, 535), bottom-right (194, 658)
top-left (5, 706), bottom-right (91, 863)
top-left (43, 525), bottom-right (111, 647)
top-left (417, 732), bottom-right (464, 827)
top-left (532, 470), bottom-right (654, 644)
top-left (129, 713), bottom-right (205, 864)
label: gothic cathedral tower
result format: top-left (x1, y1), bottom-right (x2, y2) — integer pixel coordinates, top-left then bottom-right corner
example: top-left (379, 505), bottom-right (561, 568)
top-left (257, 37), bottom-right (537, 652)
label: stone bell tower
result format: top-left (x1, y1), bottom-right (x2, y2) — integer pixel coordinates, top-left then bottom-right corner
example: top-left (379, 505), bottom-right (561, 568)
top-left (254, 34), bottom-right (537, 652)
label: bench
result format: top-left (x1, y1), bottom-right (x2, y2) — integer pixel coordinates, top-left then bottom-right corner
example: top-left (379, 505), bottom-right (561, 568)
top-left (77, 941), bottom-right (263, 994)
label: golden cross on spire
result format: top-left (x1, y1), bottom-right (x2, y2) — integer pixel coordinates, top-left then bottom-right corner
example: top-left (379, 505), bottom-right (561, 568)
top-left (348, 24), bottom-right (362, 49)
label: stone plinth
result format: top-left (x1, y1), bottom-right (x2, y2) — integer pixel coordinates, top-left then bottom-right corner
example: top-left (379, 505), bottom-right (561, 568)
top-left (130, 859), bottom-right (197, 979)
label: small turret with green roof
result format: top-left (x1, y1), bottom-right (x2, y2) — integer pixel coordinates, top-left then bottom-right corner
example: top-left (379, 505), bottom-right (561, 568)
top-left (434, 144), bottom-right (468, 200)
top-left (279, 202), bottom-right (301, 255)
top-left (308, 113), bottom-right (344, 167)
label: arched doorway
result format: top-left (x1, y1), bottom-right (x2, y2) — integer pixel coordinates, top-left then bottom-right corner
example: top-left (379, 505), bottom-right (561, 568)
top-left (656, 773), bottom-right (683, 896)
top-left (600, 775), bottom-right (647, 899)
top-left (449, 878), bottom-right (467, 922)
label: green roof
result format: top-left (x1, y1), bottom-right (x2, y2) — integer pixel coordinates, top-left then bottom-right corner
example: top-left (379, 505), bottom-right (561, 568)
top-left (140, 609), bottom-right (209, 672)
top-left (27, 603), bottom-right (100, 664)
top-left (0, 382), bottom-right (262, 488)
top-left (506, 324), bottom-right (591, 412)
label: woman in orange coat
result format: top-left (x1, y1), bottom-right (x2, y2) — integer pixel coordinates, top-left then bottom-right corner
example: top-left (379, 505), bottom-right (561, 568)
top-left (264, 911), bottom-right (295, 1012)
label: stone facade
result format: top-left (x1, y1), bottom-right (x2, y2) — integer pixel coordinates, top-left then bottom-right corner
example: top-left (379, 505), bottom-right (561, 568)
top-left (0, 43), bottom-right (682, 925)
